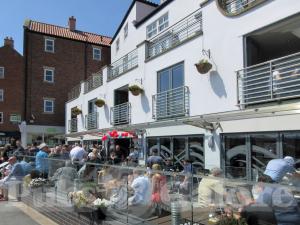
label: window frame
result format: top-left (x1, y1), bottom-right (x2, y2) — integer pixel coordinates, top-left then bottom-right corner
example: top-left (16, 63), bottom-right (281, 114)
top-left (44, 38), bottom-right (55, 53)
top-left (0, 67), bottom-right (4, 79)
top-left (124, 23), bottom-right (128, 39)
top-left (0, 112), bottom-right (3, 124)
top-left (43, 99), bottom-right (54, 113)
top-left (43, 68), bottom-right (55, 83)
top-left (0, 89), bottom-right (3, 102)
top-left (93, 47), bottom-right (102, 61)
top-left (146, 12), bottom-right (169, 39)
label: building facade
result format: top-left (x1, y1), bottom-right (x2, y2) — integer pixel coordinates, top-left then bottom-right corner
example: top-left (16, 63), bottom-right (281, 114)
top-left (66, 0), bottom-right (300, 180)
top-left (0, 37), bottom-right (24, 145)
top-left (23, 17), bottom-right (111, 145)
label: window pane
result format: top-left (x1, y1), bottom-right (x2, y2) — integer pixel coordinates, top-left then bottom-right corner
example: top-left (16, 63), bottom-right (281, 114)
top-left (147, 138), bottom-right (158, 157)
top-left (188, 136), bottom-right (204, 172)
top-left (283, 133), bottom-right (300, 169)
top-left (173, 137), bottom-right (186, 169)
top-left (250, 134), bottom-right (278, 180)
top-left (160, 137), bottom-right (171, 160)
top-left (172, 64), bottom-right (184, 88)
top-left (224, 135), bottom-right (247, 179)
top-left (158, 70), bottom-right (170, 92)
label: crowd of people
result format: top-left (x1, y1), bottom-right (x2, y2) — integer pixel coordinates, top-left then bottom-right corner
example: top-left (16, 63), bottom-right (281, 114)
top-left (0, 140), bottom-right (300, 225)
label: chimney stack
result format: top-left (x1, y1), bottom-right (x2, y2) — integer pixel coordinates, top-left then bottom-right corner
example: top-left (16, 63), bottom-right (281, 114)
top-left (68, 16), bottom-right (76, 31)
top-left (4, 37), bottom-right (14, 48)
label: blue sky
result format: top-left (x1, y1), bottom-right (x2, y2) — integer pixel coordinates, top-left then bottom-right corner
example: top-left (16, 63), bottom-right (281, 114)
top-left (0, 0), bottom-right (160, 54)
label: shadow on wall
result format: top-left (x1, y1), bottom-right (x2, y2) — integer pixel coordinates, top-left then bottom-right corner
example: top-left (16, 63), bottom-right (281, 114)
top-left (104, 105), bottom-right (110, 122)
top-left (141, 93), bottom-right (150, 113)
top-left (209, 70), bottom-right (227, 98)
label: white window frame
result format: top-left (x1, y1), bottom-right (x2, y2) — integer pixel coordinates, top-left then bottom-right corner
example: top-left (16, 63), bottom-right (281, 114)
top-left (0, 67), bottom-right (4, 79)
top-left (116, 38), bottom-right (120, 52)
top-left (124, 23), bottom-right (128, 39)
top-left (44, 99), bottom-right (54, 113)
top-left (43, 68), bottom-right (54, 83)
top-left (146, 12), bottom-right (169, 39)
top-left (44, 38), bottom-right (55, 53)
top-left (93, 47), bottom-right (102, 61)
top-left (0, 89), bottom-right (3, 102)
top-left (0, 112), bottom-right (3, 124)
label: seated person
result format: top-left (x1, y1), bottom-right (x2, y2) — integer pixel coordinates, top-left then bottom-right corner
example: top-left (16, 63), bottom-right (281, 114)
top-left (197, 168), bottom-right (225, 209)
top-left (0, 156), bottom-right (25, 201)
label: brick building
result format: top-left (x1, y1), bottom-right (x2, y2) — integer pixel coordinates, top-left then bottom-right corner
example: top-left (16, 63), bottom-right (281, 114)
top-left (0, 37), bottom-right (24, 145)
top-left (23, 17), bottom-right (111, 145)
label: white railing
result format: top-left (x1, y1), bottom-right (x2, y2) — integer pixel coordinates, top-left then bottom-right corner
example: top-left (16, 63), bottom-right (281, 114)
top-left (152, 86), bottom-right (190, 120)
top-left (237, 52), bottom-right (300, 106)
top-left (146, 9), bottom-right (202, 59)
top-left (84, 74), bottom-right (103, 93)
top-left (85, 112), bottom-right (98, 130)
top-left (68, 84), bottom-right (81, 101)
top-left (217, 0), bottom-right (267, 16)
top-left (110, 102), bottom-right (131, 126)
top-left (108, 49), bottom-right (138, 81)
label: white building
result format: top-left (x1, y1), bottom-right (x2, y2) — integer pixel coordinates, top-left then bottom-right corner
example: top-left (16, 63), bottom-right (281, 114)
top-left (66, 0), bottom-right (300, 180)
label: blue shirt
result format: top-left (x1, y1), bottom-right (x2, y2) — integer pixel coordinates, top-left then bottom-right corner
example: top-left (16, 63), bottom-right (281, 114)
top-left (129, 176), bottom-right (151, 205)
top-left (19, 161), bottom-right (33, 175)
top-left (264, 159), bottom-right (295, 182)
top-left (35, 150), bottom-right (49, 173)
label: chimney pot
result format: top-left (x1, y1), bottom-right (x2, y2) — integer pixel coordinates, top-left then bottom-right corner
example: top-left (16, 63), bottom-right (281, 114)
top-left (68, 16), bottom-right (76, 31)
top-left (4, 37), bottom-right (14, 48)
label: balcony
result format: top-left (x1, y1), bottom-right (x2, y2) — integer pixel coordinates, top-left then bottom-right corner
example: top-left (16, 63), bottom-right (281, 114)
top-left (84, 74), bottom-right (103, 93)
top-left (68, 118), bottom-right (78, 133)
top-left (216, 0), bottom-right (267, 16)
top-left (110, 102), bottom-right (131, 126)
top-left (108, 49), bottom-right (138, 81)
top-left (146, 9), bottom-right (202, 60)
top-left (152, 86), bottom-right (190, 120)
top-left (68, 84), bottom-right (81, 101)
top-left (85, 112), bottom-right (98, 130)
top-left (237, 52), bottom-right (300, 107)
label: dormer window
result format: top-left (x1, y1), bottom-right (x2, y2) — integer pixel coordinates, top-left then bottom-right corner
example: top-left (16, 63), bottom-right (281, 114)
top-left (146, 13), bottom-right (169, 39)
top-left (116, 38), bottom-right (120, 52)
top-left (124, 23), bottom-right (128, 39)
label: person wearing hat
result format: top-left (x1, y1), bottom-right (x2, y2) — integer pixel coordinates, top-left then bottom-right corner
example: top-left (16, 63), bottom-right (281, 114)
top-left (35, 143), bottom-right (49, 179)
top-left (264, 156), bottom-right (296, 183)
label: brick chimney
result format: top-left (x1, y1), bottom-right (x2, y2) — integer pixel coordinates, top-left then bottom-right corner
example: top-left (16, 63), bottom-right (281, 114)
top-left (4, 37), bottom-right (14, 48)
top-left (68, 16), bottom-right (76, 31)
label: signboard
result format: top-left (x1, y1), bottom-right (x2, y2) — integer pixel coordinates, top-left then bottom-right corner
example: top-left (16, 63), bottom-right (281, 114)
top-left (46, 128), bottom-right (57, 133)
top-left (9, 114), bottom-right (21, 123)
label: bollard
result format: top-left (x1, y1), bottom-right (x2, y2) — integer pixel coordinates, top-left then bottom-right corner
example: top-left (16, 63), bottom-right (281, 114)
top-left (171, 202), bottom-right (181, 225)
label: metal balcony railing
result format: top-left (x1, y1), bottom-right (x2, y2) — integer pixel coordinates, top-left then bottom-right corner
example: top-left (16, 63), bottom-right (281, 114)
top-left (217, 0), bottom-right (267, 16)
top-left (68, 118), bottom-right (78, 133)
top-left (108, 49), bottom-right (138, 81)
top-left (152, 86), bottom-right (190, 120)
top-left (85, 112), bottom-right (98, 130)
top-left (68, 84), bottom-right (81, 101)
top-left (84, 74), bottom-right (103, 93)
top-left (146, 9), bottom-right (202, 59)
top-left (110, 102), bottom-right (131, 126)
top-left (237, 52), bottom-right (300, 107)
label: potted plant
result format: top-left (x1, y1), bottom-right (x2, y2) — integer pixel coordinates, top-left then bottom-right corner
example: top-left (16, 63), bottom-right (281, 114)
top-left (195, 59), bottom-right (212, 74)
top-left (72, 107), bottom-right (82, 116)
top-left (128, 84), bottom-right (143, 96)
top-left (94, 98), bottom-right (105, 107)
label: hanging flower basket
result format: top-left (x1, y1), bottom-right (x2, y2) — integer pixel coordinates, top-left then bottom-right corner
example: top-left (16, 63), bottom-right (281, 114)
top-left (195, 59), bottom-right (212, 74)
top-left (128, 84), bottom-right (143, 96)
top-left (94, 99), bottom-right (105, 107)
top-left (72, 107), bottom-right (82, 116)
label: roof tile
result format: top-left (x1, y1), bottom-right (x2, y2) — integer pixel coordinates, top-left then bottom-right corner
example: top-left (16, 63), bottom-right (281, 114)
top-left (27, 20), bottom-right (111, 46)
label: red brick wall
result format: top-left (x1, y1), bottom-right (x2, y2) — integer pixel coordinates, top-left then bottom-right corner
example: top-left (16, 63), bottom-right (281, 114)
top-left (24, 31), bottom-right (110, 126)
top-left (0, 45), bottom-right (24, 132)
